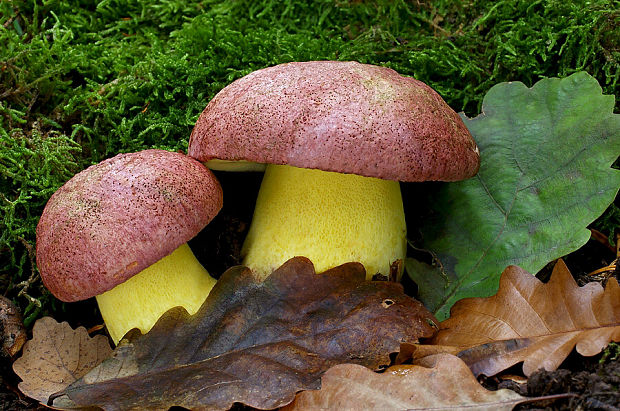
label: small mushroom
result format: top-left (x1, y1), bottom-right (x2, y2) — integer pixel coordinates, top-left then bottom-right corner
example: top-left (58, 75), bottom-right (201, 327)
top-left (36, 149), bottom-right (222, 343)
top-left (189, 61), bottom-right (480, 280)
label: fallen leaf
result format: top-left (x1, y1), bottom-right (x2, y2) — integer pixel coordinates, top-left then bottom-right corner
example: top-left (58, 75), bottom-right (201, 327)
top-left (52, 257), bottom-right (436, 410)
top-left (395, 342), bottom-right (459, 365)
top-left (0, 295), bottom-right (27, 358)
top-left (430, 260), bottom-right (620, 376)
top-left (408, 72), bottom-right (620, 320)
top-left (12, 317), bottom-right (112, 404)
top-left (282, 354), bottom-right (527, 410)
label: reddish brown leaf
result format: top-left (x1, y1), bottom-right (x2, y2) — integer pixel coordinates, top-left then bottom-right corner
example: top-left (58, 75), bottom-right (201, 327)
top-left (0, 295), bottom-right (26, 358)
top-left (52, 257), bottom-right (436, 410)
top-left (431, 260), bottom-right (620, 376)
top-left (12, 317), bottom-right (112, 404)
top-left (282, 354), bottom-right (527, 410)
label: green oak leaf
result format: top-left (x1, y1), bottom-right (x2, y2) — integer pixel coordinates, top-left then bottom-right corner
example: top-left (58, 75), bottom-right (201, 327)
top-left (407, 72), bottom-right (620, 320)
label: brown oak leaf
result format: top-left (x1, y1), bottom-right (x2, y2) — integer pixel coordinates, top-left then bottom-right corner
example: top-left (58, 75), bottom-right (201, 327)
top-left (428, 259), bottom-right (620, 376)
top-left (12, 317), bottom-right (112, 404)
top-left (52, 257), bottom-right (436, 410)
top-left (282, 354), bottom-right (527, 410)
top-left (0, 295), bottom-right (27, 358)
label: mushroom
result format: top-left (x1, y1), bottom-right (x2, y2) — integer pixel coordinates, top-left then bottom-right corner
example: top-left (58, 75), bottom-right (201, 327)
top-left (188, 61), bottom-right (479, 280)
top-left (36, 149), bottom-right (222, 343)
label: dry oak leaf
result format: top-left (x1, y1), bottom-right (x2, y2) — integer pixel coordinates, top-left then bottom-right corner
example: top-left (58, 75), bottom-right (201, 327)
top-left (283, 353), bottom-right (526, 410)
top-left (12, 316), bottom-right (112, 404)
top-left (430, 259), bottom-right (620, 377)
top-left (0, 295), bottom-right (27, 358)
top-left (52, 257), bottom-right (436, 411)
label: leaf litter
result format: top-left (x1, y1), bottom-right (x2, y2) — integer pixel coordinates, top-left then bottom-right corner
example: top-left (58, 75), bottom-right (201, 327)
top-left (12, 255), bottom-right (620, 410)
top-left (12, 317), bottom-right (112, 404)
top-left (15, 257), bottom-right (436, 410)
top-left (401, 260), bottom-right (620, 378)
top-left (0, 295), bottom-right (27, 358)
top-left (283, 354), bottom-right (529, 411)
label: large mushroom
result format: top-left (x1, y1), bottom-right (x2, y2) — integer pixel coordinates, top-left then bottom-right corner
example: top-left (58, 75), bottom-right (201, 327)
top-left (36, 149), bottom-right (222, 343)
top-left (189, 61), bottom-right (479, 280)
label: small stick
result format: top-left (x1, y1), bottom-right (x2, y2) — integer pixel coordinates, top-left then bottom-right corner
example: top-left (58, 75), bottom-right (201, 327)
top-left (590, 229), bottom-right (616, 254)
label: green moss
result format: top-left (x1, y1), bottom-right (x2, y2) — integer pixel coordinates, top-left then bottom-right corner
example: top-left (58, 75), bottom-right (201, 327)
top-left (1, 0), bottom-right (617, 318)
top-left (600, 342), bottom-right (620, 364)
top-left (0, 119), bottom-right (80, 284)
top-left (592, 203), bottom-right (620, 247)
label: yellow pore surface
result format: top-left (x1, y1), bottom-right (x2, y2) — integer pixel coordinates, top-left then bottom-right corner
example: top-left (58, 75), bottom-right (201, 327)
top-left (242, 164), bottom-right (407, 280)
top-left (96, 243), bottom-right (216, 344)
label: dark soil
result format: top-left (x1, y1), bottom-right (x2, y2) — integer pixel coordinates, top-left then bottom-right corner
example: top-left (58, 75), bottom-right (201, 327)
top-left (1, 175), bottom-right (618, 410)
top-left (491, 348), bottom-right (620, 410)
top-left (523, 356), bottom-right (619, 410)
top-left (188, 170), bottom-right (263, 279)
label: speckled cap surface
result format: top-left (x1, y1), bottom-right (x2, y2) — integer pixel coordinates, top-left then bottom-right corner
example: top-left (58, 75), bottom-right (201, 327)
top-left (36, 149), bottom-right (223, 302)
top-left (189, 61), bottom-right (479, 181)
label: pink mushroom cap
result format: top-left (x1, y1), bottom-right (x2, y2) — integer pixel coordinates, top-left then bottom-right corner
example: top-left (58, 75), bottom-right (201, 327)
top-left (188, 61), bottom-right (480, 181)
top-left (36, 149), bottom-right (223, 302)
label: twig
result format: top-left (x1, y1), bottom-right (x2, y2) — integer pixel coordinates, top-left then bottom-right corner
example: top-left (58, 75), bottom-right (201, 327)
top-left (590, 229), bottom-right (616, 254)
top-left (3, 15), bottom-right (16, 29)
top-left (14, 237), bottom-right (41, 307)
top-left (87, 324), bottom-right (105, 334)
top-left (517, 392), bottom-right (578, 407)
top-left (588, 258), bottom-right (618, 277)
